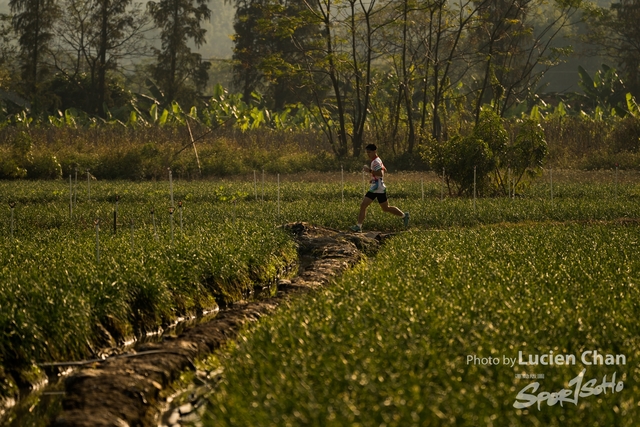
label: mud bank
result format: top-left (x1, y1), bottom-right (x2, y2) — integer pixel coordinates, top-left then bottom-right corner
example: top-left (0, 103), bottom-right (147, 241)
top-left (52, 223), bottom-right (392, 427)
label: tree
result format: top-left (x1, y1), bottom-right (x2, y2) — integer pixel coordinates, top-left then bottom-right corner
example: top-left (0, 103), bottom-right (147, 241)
top-left (232, 0), bottom-right (262, 102)
top-left (231, 0), bottom-right (321, 110)
top-left (582, 0), bottom-right (640, 98)
top-left (375, 0), bottom-right (485, 143)
top-left (289, 0), bottom-right (397, 157)
top-left (423, 108), bottom-right (546, 195)
top-left (9, 0), bottom-right (58, 112)
top-left (0, 14), bottom-right (26, 115)
top-left (472, 0), bottom-right (581, 120)
top-left (0, 13), bottom-right (18, 90)
top-left (300, 0), bottom-right (350, 156)
top-left (148, 0), bottom-right (212, 105)
top-left (51, 0), bottom-right (150, 116)
top-left (90, 0), bottom-right (150, 115)
top-left (575, 64), bottom-right (629, 114)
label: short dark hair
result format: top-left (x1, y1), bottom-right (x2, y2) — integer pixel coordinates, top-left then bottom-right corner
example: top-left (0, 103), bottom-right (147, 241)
top-left (365, 143), bottom-right (377, 152)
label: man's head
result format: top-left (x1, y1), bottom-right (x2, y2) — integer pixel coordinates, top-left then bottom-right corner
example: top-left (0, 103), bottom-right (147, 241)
top-left (365, 143), bottom-right (377, 160)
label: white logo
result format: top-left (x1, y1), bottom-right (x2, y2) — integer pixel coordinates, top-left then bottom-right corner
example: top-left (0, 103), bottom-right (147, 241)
top-left (513, 369), bottom-right (624, 410)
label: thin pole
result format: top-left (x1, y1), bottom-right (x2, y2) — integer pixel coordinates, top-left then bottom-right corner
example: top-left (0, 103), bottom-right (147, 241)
top-left (169, 169), bottom-right (174, 208)
top-left (169, 207), bottom-right (174, 246)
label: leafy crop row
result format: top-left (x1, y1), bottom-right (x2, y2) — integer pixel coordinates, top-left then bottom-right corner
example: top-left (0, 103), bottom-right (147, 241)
top-left (205, 223), bottom-right (640, 426)
top-left (0, 180), bottom-right (298, 399)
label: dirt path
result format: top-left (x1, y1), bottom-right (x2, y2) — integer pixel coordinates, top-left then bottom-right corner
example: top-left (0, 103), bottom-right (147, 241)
top-left (52, 223), bottom-right (392, 427)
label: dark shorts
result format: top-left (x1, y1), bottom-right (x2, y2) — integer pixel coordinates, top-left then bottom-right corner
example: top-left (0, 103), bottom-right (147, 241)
top-left (365, 191), bottom-right (387, 203)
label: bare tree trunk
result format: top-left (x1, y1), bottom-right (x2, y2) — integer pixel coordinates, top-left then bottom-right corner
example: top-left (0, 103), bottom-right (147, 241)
top-left (321, 0), bottom-right (348, 156)
top-left (96, 0), bottom-right (109, 116)
top-left (401, 0), bottom-right (415, 153)
top-left (168, 0), bottom-right (181, 102)
top-left (349, 0), bottom-right (376, 158)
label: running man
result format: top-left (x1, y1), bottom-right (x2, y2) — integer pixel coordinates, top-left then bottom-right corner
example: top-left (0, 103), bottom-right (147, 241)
top-left (350, 144), bottom-right (409, 232)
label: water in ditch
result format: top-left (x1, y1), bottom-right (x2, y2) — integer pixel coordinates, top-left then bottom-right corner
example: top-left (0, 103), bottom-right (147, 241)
top-left (0, 308), bottom-right (220, 427)
top-left (0, 278), bottom-right (285, 427)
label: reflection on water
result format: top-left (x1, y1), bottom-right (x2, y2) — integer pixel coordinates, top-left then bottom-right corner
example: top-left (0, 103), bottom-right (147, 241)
top-left (1, 380), bottom-right (64, 427)
top-left (0, 307), bottom-right (220, 427)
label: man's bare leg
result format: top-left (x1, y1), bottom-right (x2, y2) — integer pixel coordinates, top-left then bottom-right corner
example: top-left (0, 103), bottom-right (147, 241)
top-left (358, 196), bottom-right (374, 224)
top-left (380, 201), bottom-right (404, 217)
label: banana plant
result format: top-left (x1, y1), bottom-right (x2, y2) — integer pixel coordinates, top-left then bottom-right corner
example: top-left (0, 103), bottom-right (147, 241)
top-left (627, 93), bottom-right (640, 118)
top-left (577, 64), bottom-right (628, 116)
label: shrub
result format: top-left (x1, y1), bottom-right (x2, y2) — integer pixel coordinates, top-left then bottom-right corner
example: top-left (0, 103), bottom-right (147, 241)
top-left (424, 110), bottom-right (548, 196)
top-left (27, 154), bottom-right (63, 179)
top-left (424, 110), bottom-right (504, 196)
top-left (608, 116), bottom-right (640, 153)
top-left (0, 155), bottom-right (27, 179)
top-left (506, 119), bottom-right (547, 188)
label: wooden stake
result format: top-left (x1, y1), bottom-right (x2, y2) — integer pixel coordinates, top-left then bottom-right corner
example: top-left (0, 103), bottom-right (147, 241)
top-left (169, 207), bottom-right (175, 246)
top-left (169, 169), bottom-right (174, 208)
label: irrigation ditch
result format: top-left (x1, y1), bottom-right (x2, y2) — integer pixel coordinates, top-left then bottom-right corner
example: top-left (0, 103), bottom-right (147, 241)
top-left (1, 222), bottom-right (392, 427)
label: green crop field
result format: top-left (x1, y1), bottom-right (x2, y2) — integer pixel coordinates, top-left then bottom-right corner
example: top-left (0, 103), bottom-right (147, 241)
top-left (204, 223), bottom-right (640, 426)
top-left (0, 178), bottom-right (300, 398)
top-left (1, 170), bottom-right (640, 425)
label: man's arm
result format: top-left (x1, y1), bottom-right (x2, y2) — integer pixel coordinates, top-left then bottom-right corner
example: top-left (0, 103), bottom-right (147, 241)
top-left (363, 165), bottom-right (384, 177)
